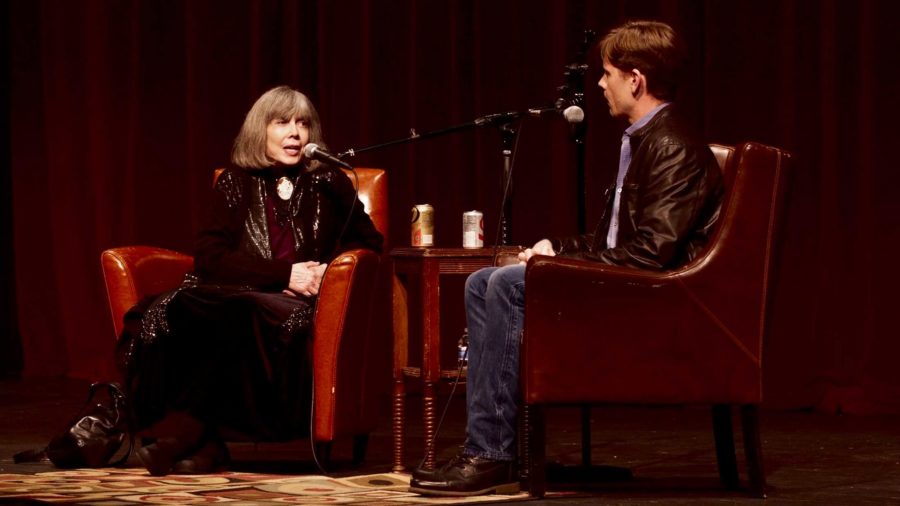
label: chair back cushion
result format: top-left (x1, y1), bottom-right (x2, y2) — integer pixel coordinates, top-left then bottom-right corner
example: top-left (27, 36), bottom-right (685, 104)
top-left (345, 168), bottom-right (388, 245)
top-left (100, 247), bottom-right (193, 337)
top-left (709, 143), bottom-right (735, 182)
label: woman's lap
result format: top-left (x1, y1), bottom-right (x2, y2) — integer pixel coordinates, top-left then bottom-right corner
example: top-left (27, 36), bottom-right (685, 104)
top-left (125, 287), bottom-right (315, 438)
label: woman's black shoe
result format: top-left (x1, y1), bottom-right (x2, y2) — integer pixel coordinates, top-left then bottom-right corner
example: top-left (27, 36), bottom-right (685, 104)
top-left (172, 438), bottom-right (230, 474)
top-left (137, 437), bottom-right (198, 476)
top-left (409, 453), bottom-right (519, 497)
top-left (136, 413), bottom-right (205, 476)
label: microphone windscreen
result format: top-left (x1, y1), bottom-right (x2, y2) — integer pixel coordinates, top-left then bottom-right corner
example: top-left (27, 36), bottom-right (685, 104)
top-left (563, 106), bottom-right (585, 124)
top-left (302, 143), bottom-right (319, 158)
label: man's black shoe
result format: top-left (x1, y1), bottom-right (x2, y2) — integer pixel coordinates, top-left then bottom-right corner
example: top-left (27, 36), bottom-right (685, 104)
top-left (409, 454), bottom-right (519, 497)
top-left (410, 463), bottom-right (441, 482)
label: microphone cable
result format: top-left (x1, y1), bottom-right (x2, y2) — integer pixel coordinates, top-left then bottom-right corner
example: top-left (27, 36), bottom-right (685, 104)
top-left (308, 165), bottom-right (361, 475)
top-left (492, 119), bottom-right (525, 264)
top-left (308, 292), bottom-right (328, 475)
top-left (328, 166), bottom-right (361, 260)
top-left (414, 344), bottom-right (469, 472)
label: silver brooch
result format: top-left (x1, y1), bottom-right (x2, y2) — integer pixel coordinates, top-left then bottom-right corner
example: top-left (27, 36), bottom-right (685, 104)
top-left (276, 176), bottom-right (294, 200)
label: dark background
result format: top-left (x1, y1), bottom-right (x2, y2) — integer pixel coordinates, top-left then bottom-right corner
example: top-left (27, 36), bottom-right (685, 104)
top-left (4, 0), bottom-right (899, 413)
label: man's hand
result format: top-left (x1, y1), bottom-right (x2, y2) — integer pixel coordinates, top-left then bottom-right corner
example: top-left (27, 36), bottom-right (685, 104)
top-left (287, 261), bottom-right (326, 297)
top-left (518, 238), bottom-right (556, 264)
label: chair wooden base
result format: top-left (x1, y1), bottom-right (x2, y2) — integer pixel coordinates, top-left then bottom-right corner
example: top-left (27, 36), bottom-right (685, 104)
top-left (312, 433), bottom-right (370, 470)
top-left (523, 404), bottom-right (766, 498)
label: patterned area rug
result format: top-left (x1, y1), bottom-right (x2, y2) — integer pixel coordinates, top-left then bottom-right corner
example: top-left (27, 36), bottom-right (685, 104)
top-left (0, 468), bottom-right (536, 504)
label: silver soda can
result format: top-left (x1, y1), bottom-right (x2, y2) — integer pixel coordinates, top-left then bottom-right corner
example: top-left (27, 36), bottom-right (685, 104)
top-left (462, 210), bottom-right (484, 249)
top-left (411, 204), bottom-right (434, 247)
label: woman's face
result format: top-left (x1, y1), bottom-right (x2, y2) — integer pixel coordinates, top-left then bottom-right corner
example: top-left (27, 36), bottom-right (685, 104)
top-left (266, 114), bottom-right (310, 166)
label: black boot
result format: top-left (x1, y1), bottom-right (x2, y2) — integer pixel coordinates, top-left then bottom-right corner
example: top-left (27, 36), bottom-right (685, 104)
top-left (172, 437), bottom-right (230, 474)
top-left (136, 412), bottom-right (205, 476)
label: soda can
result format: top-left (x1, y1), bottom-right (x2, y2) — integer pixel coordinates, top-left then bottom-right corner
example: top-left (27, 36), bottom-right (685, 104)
top-left (462, 210), bottom-right (484, 249)
top-left (411, 204), bottom-right (434, 247)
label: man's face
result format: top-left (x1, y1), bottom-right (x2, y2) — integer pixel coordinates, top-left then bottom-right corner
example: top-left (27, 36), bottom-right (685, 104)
top-left (598, 59), bottom-right (635, 121)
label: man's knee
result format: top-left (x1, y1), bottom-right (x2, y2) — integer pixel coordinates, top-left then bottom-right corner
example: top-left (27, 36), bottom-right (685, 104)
top-left (487, 265), bottom-right (526, 293)
top-left (465, 267), bottom-right (496, 299)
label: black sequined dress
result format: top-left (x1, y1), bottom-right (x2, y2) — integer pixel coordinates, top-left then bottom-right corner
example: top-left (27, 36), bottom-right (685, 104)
top-left (119, 165), bottom-right (383, 440)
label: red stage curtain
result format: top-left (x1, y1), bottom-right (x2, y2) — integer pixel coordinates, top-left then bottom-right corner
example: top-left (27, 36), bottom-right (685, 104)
top-left (8, 0), bottom-right (900, 413)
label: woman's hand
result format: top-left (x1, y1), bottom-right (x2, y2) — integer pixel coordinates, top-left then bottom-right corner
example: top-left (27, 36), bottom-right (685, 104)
top-left (287, 261), bottom-right (327, 297)
top-left (518, 238), bottom-right (556, 264)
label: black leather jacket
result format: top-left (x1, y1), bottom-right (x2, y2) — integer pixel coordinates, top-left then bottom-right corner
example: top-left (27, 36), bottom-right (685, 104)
top-left (552, 106), bottom-right (723, 271)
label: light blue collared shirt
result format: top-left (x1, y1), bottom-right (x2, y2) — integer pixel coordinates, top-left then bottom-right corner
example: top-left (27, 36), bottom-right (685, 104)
top-left (606, 102), bottom-right (671, 249)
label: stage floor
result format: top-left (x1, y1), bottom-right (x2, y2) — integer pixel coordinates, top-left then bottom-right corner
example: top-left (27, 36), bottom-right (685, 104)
top-left (2, 377), bottom-right (899, 505)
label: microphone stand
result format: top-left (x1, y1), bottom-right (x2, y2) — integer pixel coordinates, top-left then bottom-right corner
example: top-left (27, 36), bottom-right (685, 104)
top-left (336, 111), bottom-right (521, 159)
top-left (567, 68), bottom-right (588, 235)
top-left (555, 29), bottom-right (596, 234)
top-left (499, 122), bottom-right (517, 246)
top-left (337, 111), bottom-right (524, 246)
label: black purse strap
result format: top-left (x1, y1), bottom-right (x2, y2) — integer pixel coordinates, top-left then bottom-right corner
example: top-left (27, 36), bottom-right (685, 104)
top-left (13, 447), bottom-right (47, 464)
top-left (101, 381), bottom-right (134, 466)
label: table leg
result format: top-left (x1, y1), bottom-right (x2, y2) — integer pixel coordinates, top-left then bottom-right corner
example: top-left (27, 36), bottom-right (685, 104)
top-left (423, 380), bottom-right (436, 469)
top-left (420, 259), bottom-right (440, 470)
top-left (392, 379), bottom-right (406, 473)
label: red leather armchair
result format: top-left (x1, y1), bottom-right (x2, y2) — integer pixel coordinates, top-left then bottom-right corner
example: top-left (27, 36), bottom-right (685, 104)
top-left (521, 142), bottom-right (790, 497)
top-left (100, 168), bottom-right (389, 462)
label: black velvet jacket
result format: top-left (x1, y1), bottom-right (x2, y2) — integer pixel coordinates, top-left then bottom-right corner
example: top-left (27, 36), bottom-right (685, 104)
top-left (552, 106), bottom-right (724, 271)
top-left (193, 165), bottom-right (383, 290)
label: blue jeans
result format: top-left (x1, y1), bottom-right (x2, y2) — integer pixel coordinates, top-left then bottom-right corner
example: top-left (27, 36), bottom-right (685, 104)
top-left (462, 264), bottom-right (526, 462)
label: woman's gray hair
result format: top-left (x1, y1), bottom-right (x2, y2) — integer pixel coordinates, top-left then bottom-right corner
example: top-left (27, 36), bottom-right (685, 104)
top-left (231, 86), bottom-right (326, 169)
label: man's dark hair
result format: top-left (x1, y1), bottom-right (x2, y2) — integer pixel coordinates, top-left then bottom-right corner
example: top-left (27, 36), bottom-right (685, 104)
top-left (599, 20), bottom-right (687, 101)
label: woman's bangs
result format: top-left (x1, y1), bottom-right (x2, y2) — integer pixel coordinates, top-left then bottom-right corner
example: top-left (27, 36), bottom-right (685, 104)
top-left (267, 93), bottom-right (311, 123)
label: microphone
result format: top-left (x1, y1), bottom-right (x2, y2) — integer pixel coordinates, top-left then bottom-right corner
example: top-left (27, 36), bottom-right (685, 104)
top-left (562, 105), bottom-right (585, 124)
top-left (302, 143), bottom-right (354, 170)
top-left (527, 104), bottom-right (585, 124)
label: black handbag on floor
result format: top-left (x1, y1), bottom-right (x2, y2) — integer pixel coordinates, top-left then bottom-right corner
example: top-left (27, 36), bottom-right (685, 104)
top-left (14, 381), bottom-right (133, 468)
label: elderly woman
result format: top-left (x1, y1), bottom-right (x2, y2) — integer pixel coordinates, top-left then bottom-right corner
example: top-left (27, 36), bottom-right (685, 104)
top-left (120, 86), bottom-right (383, 475)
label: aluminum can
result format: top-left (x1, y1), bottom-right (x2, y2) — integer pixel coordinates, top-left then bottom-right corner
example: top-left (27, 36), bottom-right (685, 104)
top-left (411, 204), bottom-right (434, 247)
top-left (462, 210), bottom-right (484, 249)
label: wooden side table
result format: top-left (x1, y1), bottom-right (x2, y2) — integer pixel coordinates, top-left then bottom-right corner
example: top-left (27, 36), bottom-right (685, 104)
top-left (391, 246), bottom-right (520, 472)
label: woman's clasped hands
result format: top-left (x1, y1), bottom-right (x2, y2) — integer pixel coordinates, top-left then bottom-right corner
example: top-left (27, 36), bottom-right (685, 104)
top-left (285, 261), bottom-right (328, 297)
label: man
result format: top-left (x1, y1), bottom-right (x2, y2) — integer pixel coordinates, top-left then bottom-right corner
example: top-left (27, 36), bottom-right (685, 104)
top-left (410, 20), bottom-right (724, 496)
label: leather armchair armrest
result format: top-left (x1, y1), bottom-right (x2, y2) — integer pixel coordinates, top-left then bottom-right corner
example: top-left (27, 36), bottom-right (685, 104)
top-left (100, 246), bottom-right (194, 338)
top-left (526, 254), bottom-right (677, 287)
top-left (311, 248), bottom-right (381, 440)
